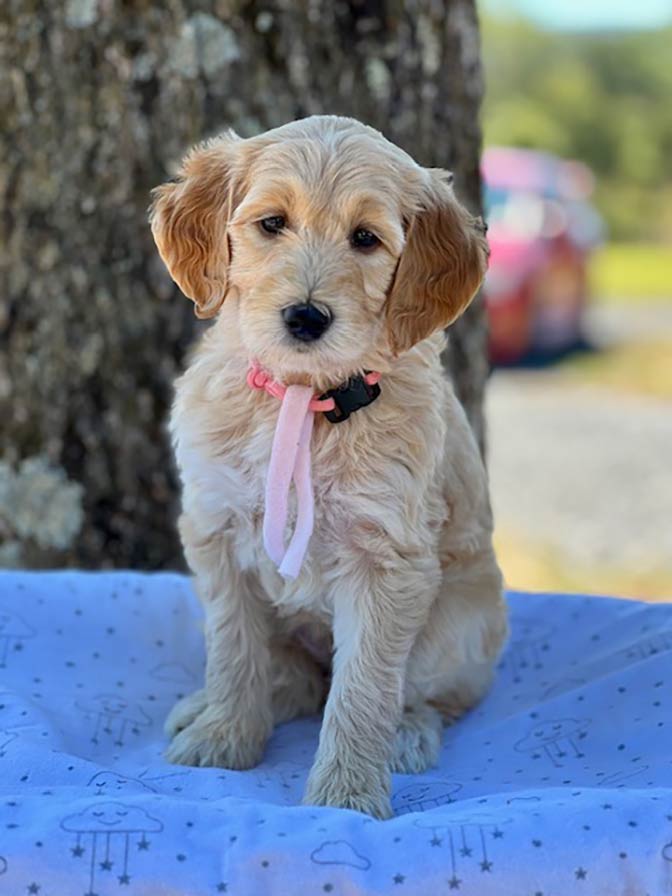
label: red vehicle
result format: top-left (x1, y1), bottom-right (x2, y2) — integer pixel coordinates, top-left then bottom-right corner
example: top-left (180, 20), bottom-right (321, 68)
top-left (482, 147), bottom-right (603, 364)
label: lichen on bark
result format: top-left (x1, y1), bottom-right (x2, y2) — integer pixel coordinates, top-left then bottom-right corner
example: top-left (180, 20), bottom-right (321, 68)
top-left (0, 456), bottom-right (84, 565)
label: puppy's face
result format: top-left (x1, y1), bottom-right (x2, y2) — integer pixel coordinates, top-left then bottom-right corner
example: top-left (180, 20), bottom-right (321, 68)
top-left (151, 117), bottom-right (488, 381)
top-left (228, 137), bottom-right (408, 379)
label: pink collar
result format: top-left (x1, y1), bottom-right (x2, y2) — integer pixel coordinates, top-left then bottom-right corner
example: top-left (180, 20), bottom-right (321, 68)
top-left (247, 362), bottom-right (381, 578)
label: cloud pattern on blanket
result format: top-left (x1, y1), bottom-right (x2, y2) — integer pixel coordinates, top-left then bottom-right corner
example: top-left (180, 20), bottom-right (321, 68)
top-left (0, 570), bottom-right (670, 895)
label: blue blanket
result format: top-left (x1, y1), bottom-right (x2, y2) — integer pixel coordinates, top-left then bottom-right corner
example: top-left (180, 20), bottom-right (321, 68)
top-left (0, 571), bottom-right (670, 895)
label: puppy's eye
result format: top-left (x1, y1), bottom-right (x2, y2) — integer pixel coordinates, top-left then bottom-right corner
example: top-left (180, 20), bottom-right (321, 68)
top-left (351, 228), bottom-right (380, 251)
top-left (260, 215), bottom-right (286, 235)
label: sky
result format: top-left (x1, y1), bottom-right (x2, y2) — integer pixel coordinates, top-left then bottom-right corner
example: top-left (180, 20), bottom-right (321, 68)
top-left (481, 0), bottom-right (672, 31)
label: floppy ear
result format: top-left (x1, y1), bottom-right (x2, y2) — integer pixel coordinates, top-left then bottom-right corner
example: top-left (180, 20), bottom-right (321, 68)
top-left (150, 132), bottom-right (242, 319)
top-left (385, 170), bottom-right (489, 354)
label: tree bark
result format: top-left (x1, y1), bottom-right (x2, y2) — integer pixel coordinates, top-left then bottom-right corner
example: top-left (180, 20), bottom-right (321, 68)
top-left (1, 0), bottom-right (487, 569)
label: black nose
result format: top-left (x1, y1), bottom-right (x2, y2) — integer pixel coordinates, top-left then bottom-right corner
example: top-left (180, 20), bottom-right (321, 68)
top-left (282, 302), bottom-right (332, 342)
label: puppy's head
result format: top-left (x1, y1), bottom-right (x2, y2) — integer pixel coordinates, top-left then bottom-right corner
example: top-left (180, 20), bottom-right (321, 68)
top-left (151, 116), bottom-right (488, 380)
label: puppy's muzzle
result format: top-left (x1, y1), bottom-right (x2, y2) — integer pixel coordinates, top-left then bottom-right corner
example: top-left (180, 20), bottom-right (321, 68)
top-left (282, 302), bottom-right (332, 342)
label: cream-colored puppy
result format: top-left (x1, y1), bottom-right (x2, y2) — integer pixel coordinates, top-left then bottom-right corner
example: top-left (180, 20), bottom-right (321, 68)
top-left (150, 115), bottom-right (507, 819)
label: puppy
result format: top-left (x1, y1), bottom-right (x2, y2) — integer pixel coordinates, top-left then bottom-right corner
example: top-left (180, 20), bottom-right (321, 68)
top-left (150, 115), bottom-right (507, 819)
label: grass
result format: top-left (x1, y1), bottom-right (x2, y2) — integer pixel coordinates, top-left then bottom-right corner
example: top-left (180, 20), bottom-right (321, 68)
top-left (493, 247), bottom-right (672, 601)
top-left (494, 528), bottom-right (672, 602)
top-left (559, 341), bottom-right (672, 401)
top-left (559, 242), bottom-right (672, 398)
top-left (589, 243), bottom-right (672, 302)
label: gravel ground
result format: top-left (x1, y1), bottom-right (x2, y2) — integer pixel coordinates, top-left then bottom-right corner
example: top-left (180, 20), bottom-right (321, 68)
top-left (486, 303), bottom-right (672, 580)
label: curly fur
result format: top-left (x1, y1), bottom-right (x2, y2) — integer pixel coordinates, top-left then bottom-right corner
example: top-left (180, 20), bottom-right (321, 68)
top-left (150, 115), bottom-right (508, 819)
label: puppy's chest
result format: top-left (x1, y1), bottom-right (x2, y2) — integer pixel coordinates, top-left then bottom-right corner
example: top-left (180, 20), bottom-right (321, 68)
top-left (181, 390), bottom-right (445, 617)
top-left (189, 441), bottom-right (337, 617)
top-left (187, 424), bottom-right (342, 548)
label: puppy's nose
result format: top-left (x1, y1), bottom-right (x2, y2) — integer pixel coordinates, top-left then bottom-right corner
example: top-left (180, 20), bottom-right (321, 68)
top-left (282, 302), bottom-right (332, 342)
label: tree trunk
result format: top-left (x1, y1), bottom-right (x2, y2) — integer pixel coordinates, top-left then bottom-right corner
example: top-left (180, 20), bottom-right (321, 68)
top-left (1, 0), bottom-right (487, 569)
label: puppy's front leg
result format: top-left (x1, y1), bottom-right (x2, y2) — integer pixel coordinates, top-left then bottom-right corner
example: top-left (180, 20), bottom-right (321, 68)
top-left (166, 525), bottom-right (273, 769)
top-left (304, 554), bottom-right (434, 819)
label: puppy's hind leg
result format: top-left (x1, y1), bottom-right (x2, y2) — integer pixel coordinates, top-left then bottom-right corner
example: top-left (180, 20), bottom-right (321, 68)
top-left (165, 689), bottom-right (207, 738)
top-left (404, 547), bottom-right (508, 735)
top-left (390, 703), bottom-right (444, 774)
top-left (271, 641), bottom-right (328, 725)
top-left (165, 640), bottom-right (327, 739)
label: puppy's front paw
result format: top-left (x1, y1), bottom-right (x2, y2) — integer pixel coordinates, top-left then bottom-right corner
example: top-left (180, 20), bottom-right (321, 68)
top-left (303, 759), bottom-right (392, 819)
top-left (165, 704), bottom-right (270, 770)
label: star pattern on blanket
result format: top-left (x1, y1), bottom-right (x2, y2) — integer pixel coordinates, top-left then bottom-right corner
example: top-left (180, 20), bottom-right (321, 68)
top-left (0, 574), bottom-right (670, 895)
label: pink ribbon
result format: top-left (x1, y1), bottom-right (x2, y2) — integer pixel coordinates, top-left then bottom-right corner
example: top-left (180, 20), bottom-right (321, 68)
top-left (247, 364), bottom-right (334, 579)
top-left (262, 384), bottom-right (315, 579)
top-left (247, 362), bottom-right (380, 579)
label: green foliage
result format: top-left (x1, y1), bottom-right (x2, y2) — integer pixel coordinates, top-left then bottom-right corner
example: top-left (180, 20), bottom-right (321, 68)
top-left (481, 15), bottom-right (672, 243)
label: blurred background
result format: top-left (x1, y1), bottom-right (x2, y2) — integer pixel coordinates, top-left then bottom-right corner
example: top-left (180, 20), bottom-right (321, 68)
top-left (480, 0), bottom-right (672, 599)
top-left (1, 1), bottom-right (670, 600)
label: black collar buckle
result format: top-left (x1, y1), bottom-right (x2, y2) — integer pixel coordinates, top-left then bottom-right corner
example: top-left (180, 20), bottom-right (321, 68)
top-left (320, 374), bottom-right (381, 424)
